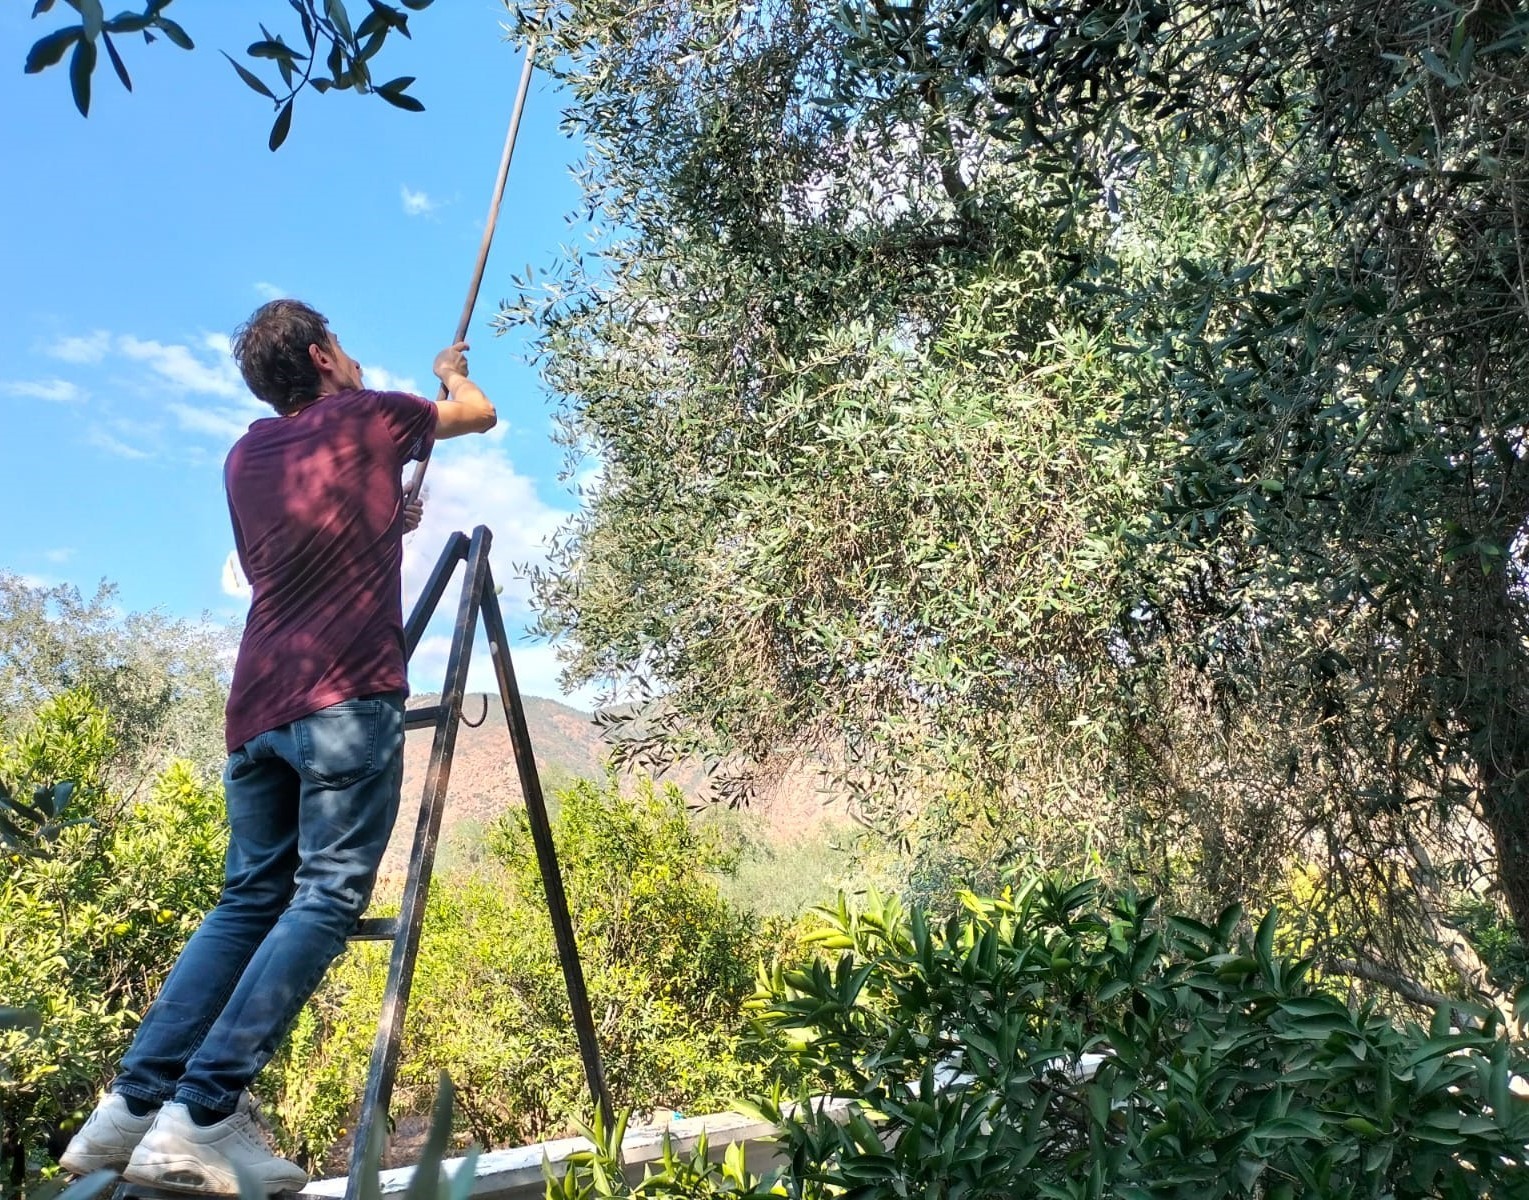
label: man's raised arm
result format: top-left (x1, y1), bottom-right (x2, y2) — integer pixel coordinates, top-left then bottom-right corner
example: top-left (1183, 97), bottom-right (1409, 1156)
top-left (431, 341), bottom-right (497, 438)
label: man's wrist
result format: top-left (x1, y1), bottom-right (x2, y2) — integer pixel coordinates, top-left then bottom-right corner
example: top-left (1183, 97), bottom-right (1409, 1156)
top-left (437, 369), bottom-right (467, 393)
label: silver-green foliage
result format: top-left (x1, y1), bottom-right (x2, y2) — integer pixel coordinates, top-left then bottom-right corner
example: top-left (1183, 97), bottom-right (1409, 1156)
top-left (509, 1), bottom-right (1154, 816)
top-left (0, 574), bottom-right (230, 784)
top-left (929, 0), bottom-right (1529, 954)
top-left (503, 0), bottom-right (1529, 989)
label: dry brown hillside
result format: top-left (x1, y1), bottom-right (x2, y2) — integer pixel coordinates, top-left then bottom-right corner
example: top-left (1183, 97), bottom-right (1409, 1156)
top-left (378, 694), bottom-right (845, 881)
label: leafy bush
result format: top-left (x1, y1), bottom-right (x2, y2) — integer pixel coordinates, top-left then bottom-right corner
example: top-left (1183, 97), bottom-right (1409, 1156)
top-left (269, 775), bottom-right (791, 1167)
top-left (1452, 895), bottom-right (1529, 997)
top-left (702, 809), bottom-right (858, 926)
top-left (0, 691), bottom-right (225, 1178)
top-left (557, 876), bottom-right (1529, 1200)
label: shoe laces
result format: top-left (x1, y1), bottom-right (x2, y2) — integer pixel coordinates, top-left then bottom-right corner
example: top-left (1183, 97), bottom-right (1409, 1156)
top-left (236, 1093), bottom-right (281, 1152)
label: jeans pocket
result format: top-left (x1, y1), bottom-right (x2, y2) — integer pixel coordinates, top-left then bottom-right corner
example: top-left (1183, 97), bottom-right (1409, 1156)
top-left (294, 699), bottom-right (382, 789)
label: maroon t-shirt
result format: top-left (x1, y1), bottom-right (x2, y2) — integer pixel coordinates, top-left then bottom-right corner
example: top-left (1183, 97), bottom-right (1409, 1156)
top-left (223, 388), bottom-right (439, 753)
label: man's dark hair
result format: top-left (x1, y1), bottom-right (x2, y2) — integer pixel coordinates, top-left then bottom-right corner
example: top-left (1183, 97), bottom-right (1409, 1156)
top-left (231, 299), bottom-right (331, 415)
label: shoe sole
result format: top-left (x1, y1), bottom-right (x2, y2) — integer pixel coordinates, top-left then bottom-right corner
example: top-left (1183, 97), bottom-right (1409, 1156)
top-left (123, 1158), bottom-right (303, 1197)
top-left (123, 1156), bottom-right (236, 1194)
top-left (60, 1151), bottom-right (130, 1174)
top-left (112, 1186), bottom-right (299, 1200)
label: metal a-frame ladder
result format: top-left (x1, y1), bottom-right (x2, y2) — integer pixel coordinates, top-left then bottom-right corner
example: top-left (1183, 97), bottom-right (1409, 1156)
top-left (342, 525), bottom-right (612, 1199)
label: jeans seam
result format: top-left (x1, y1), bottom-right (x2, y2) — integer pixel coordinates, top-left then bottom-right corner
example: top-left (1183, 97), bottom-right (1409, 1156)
top-left (111, 1082), bottom-right (170, 1106)
top-left (295, 702), bottom-right (381, 789)
top-left (173, 1086), bottom-right (232, 1113)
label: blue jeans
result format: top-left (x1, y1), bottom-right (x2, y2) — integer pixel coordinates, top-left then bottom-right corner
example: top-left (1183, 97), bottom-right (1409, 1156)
top-left (113, 693), bottom-right (405, 1113)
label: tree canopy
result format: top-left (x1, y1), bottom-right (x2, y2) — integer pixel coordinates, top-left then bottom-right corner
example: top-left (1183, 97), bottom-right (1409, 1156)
top-left (502, 0), bottom-right (1529, 1001)
top-left (0, 574), bottom-right (230, 782)
top-left (20, 0), bottom-right (1529, 1022)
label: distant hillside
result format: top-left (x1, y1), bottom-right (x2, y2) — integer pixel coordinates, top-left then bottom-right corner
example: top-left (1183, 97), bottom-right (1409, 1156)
top-left (377, 694), bottom-right (847, 881)
top-left (378, 693), bottom-right (602, 879)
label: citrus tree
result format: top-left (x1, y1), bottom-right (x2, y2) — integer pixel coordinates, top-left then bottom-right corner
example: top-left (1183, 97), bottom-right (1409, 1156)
top-left (0, 690), bottom-right (225, 1180)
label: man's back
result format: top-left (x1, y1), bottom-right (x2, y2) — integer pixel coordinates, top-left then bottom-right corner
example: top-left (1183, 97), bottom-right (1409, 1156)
top-left (223, 387), bottom-right (436, 752)
top-left (59, 302), bottom-right (497, 1198)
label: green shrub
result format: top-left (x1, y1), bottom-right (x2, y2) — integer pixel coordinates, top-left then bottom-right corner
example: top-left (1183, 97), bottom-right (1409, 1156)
top-left (0, 691), bottom-right (226, 1179)
top-left (556, 876), bottom-right (1529, 1200)
top-left (269, 775), bottom-right (792, 1167)
top-left (0, 574), bottom-right (230, 783)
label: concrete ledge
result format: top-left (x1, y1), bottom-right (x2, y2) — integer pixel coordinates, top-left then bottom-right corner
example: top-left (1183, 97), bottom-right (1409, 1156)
top-left (297, 1059), bottom-right (1107, 1200)
top-left (299, 1108), bottom-right (788, 1200)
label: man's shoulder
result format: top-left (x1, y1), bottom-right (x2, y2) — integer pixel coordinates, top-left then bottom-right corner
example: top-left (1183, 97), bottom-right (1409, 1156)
top-left (224, 420), bottom-right (259, 466)
top-left (361, 387), bottom-right (432, 410)
top-left (224, 412), bottom-right (280, 456)
top-left (323, 388), bottom-right (431, 418)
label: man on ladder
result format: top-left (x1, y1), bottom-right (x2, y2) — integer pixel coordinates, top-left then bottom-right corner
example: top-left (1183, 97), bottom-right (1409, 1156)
top-left (60, 298), bottom-right (499, 1195)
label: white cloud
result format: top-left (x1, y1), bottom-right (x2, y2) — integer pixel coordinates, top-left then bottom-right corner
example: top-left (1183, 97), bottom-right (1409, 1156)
top-left (401, 186), bottom-right (437, 217)
top-left (118, 333), bottom-right (246, 399)
top-left (401, 442), bottom-right (568, 613)
top-left (506, 642), bottom-right (601, 707)
top-left (408, 633), bottom-right (486, 694)
top-left (47, 331), bottom-right (111, 363)
top-left (43, 547), bottom-right (75, 564)
top-left (253, 281), bottom-right (285, 301)
top-left (571, 453), bottom-right (606, 499)
top-left (0, 378), bottom-right (84, 403)
top-left (399, 442), bottom-right (590, 701)
top-left (168, 402), bottom-right (252, 441)
top-left (221, 551), bottom-right (252, 599)
top-left (35, 330), bottom-right (263, 445)
top-left (87, 428), bottom-right (150, 460)
top-left (406, 633), bottom-right (598, 707)
top-left (364, 365), bottom-right (423, 396)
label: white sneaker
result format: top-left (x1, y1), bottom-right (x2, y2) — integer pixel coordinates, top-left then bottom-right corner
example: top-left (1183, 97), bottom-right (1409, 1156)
top-left (59, 1092), bottom-right (157, 1174)
top-left (123, 1096), bottom-right (308, 1196)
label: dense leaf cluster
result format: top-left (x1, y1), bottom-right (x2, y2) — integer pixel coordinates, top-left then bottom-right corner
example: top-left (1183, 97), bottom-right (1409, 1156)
top-left (0, 691), bottom-right (225, 1184)
top-left (501, 0), bottom-right (1529, 995)
top-left (23, 0), bottom-right (432, 147)
top-left (559, 879), bottom-right (1529, 1199)
top-left (0, 574), bottom-right (229, 782)
top-left (266, 776), bottom-right (789, 1166)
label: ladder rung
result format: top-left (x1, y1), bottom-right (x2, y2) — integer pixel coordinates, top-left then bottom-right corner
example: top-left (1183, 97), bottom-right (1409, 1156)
top-left (349, 917), bottom-right (398, 942)
top-left (404, 704), bottom-right (443, 729)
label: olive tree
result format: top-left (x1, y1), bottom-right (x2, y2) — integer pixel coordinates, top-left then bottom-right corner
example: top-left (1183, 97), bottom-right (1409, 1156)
top-left (503, 0), bottom-right (1529, 1001)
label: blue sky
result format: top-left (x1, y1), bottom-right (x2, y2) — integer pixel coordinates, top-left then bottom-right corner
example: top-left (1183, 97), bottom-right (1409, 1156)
top-left (0, 2), bottom-right (600, 705)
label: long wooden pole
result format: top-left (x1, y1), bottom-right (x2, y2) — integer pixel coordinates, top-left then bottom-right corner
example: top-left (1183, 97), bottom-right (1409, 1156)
top-left (405, 39), bottom-right (538, 505)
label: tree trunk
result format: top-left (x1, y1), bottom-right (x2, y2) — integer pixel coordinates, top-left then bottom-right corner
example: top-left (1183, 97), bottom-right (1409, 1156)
top-left (1481, 769), bottom-right (1529, 946)
top-left (1458, 557), bottom-right (1529, 946)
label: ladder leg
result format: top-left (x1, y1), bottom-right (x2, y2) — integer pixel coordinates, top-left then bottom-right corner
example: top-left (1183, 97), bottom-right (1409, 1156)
top-left (480, 555), bottom-right (614, 1128)
top-left (404, 531), bottom-right (470, 658)
top-left (345, 528), bottom-right (493, 1200)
